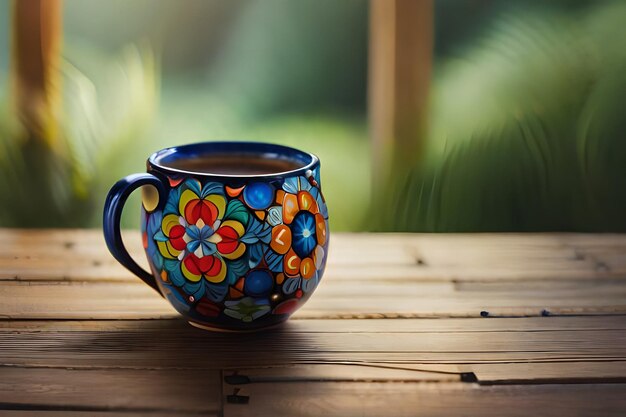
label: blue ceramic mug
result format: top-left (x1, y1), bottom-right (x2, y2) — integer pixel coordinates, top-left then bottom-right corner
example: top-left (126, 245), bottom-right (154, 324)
top-left (103, 142), bottom-right (329, 331)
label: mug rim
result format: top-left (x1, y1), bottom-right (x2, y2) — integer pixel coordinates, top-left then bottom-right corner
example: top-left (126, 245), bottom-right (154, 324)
top-left (147, 141), bottom-right (320, 180)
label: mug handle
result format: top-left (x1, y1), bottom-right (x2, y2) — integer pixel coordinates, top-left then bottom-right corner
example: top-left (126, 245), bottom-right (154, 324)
top-left (103, 173), bottom-right (167, 295)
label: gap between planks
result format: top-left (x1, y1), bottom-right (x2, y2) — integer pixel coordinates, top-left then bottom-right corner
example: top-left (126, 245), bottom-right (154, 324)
top-left (2, 316), bottom-right (626, 332)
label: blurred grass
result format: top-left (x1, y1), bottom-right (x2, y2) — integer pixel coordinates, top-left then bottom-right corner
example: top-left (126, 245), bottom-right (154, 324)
top-left (381, 0), bottom-right (626, 232)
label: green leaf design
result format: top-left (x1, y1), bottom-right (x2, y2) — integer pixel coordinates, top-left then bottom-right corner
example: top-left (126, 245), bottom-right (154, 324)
top-left (201, 182), bottom-right (224, 198)
top-left (225, 256), bottom-right (249, 285)
top-left (224, 199), bottom-right (249, 226)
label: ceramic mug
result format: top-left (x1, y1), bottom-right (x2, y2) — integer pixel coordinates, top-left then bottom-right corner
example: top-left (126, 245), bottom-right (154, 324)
top-left (103, 142), bottom-right (329, 331)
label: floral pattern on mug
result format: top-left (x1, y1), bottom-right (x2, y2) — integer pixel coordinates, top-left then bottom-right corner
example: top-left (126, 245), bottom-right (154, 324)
top-left (144, 171), bottom-right (329, 323)
top-left (264, 175), bottom-right (328, 297)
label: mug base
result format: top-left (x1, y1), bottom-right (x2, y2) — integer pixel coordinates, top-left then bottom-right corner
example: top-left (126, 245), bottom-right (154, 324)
top-left (188, 319), bottom-right (287, 333)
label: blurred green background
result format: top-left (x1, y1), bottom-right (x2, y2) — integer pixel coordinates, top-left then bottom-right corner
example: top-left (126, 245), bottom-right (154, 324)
top-left (0, 0), bottom-right (625, 231)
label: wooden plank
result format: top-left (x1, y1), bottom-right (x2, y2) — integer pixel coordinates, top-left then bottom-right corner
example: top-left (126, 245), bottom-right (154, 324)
top-left (6, 365), bottom-right (620, 415)
top-left (0, 282), bottom-right (174, 320)
top-left (0, 412), bottom-right (183, 417)
top-left (470, 361), bottom-right (626, 384)
top-left (322, 265), bottom-right (625, 282)
top-left (0, 367), bottom-right (220, 415)
top-left (222, 381), bottom-right (626, 417)
top-left (3, 230), bottom-right (626, 283)
top-left (403, 233), bottom-right (626, 280)
top-left (0, 230), bottom-right (147, 282)
top-left (337, 360), bottom-right (626, 384)
top-left (4, 316), bottom-right (626, 333)
top-left (3, 363), bottom-right (623, 416)
top-left (3, 228), bottom-right (626, 320)
top-left (6, 229), bottom-right (624, 254)
top-left (1, 319), bottom-right (625, 369)
top-left (222, 364), bottom-right (459, 383)
top-left (0, 232), bottom-right (416, 281)
top-left (349, 360), bottom-right (626, 384)
top-left (1, 277), bottom-right (625, 319)
top-left (3, 230), bottom-right (626, 415)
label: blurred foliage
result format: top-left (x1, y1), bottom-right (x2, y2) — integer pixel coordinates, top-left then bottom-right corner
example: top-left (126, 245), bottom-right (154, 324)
top-left (1, 0), bottom-right (625, 232)
top-left (385, 0), bottom-right (626, 231)
top-left (0, 45), bottom-right (157, 227)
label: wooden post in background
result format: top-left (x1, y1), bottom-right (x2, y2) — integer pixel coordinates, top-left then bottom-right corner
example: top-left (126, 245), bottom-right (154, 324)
top-left (11, 0), bottom-right (63, 148)
top-left (369, 0), bottom-right (433, 205)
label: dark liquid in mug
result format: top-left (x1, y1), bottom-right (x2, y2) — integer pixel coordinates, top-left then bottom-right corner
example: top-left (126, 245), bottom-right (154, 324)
top-left (164, 154), bottom-right (303, 175)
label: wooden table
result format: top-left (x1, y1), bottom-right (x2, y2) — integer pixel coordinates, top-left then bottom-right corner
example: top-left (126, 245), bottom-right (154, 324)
top-left (1, 230), bottom-right (625, 416)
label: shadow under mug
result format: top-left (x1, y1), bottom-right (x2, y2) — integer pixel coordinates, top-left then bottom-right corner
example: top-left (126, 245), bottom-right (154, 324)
top-left (103, 142), bottom-right (329, 331)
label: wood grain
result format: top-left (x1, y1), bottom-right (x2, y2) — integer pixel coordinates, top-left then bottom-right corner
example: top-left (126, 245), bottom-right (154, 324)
top-left (5, 316), bottom-right (625, 333)
top-left (0, 367), bottom-right (220, 415)
top-left (222, 381), bottom-right (626, 417)
top-left (1, 229), bottom-right (625, 415)
top-left (1, 319), bottom-right (625, 369)
top-left (3, 231), bottom-right (626, 282)
top-left (222, 364), bottom-right (459, 383)
top-left (1, 278), bottom-right (625, 319)
top-left (0, 413), bottom-right (194, 417)
top-left (470, 361), bottom-right (626, 384)
top-left (2, 230), bottom-right (626, 319)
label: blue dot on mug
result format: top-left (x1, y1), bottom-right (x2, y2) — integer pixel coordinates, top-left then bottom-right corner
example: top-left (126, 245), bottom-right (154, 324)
top-left (244, 270), bottom-right (274, 297)
top-left (291, 211), bottom-right (318, 258)
top-left (243, 182), bottom-right (274, 210)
